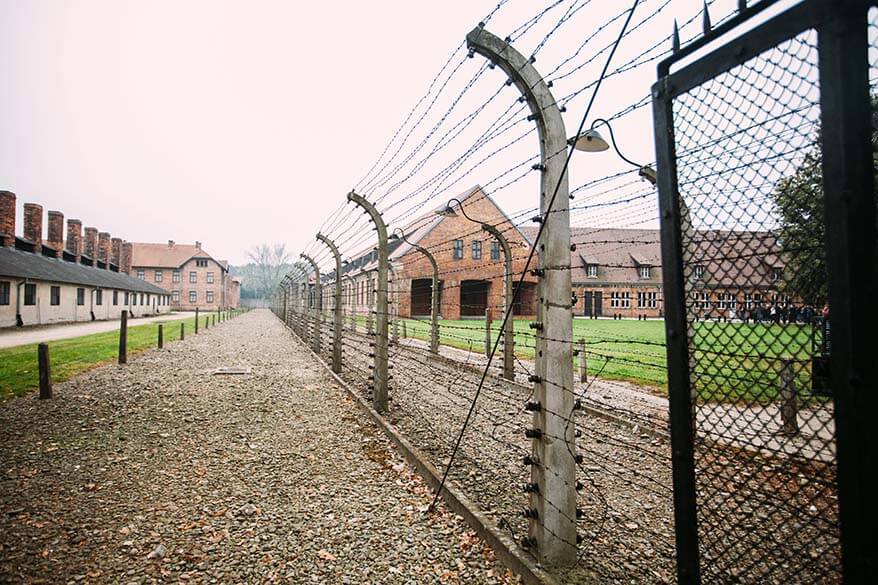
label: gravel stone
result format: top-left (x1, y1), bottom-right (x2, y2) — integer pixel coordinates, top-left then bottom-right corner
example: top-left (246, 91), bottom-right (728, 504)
top-left (0, 310), bottom-right (521, 584)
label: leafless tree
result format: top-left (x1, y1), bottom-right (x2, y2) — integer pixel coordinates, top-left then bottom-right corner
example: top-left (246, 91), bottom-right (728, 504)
top-left (246, 243), bottom-right (293, 299)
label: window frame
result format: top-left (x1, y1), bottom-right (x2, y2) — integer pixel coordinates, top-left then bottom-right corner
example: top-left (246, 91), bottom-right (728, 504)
top-left (189, 271), bottom-right (197, 283)
top-left (207, 271), bottom-right (214, 284)
top-left (23, 283), bottom-right (37, 306)
top-left (452, 239), bottom-right (464, 260)
top-left (77, 287), bottom-right (85, 306)
top-left (155, 270), bottom-right (163, 282)
top-left (189, 290), bottom-right (197, 303)
top-left (137, 269), bottom-right (145, 280)
top-left (206, 290), bottom-right (214, 303)
top-left (50, 286), bottom-right (61, 306)
top-left (490, 241), bottom-right (500, 261)
top-left (0, 281), bottom-right (11, 305)
top-left (471, 240), bottom-right (482, 260)
top-left (639, 265), bottom-right (651, 279)
top-left (172, 270), bottom-right (181, 283)
top-left (586, 264), bottom-right (598, 278)
top-left (95, 289), bottom-right (103, 306)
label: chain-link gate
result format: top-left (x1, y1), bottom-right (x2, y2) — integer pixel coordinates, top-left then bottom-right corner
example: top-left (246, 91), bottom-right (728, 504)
top-left (652, 1), bottom-right (877, 583)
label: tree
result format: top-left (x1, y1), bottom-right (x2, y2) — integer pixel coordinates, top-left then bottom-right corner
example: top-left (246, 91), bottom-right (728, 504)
top-left (772, 151), bottom-right (827, 306)
top-left (772, 100), bottom-right (878, 307)
top-left (245, 243), bottom-right (293, 300)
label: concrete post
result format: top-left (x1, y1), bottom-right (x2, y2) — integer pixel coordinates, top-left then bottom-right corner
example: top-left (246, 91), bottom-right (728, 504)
top-left (300, 254), bottom-right (322, 355)
top-left (483, 223), bottom-right (514, 380)
top-left (780, 359), bottom-right (798, 436)
top-left (347, 191), bottom-right (389, 413)
top-left (578, 338), bottom-right (587, 383)
top-left (468, 26), bottom-right (576, 566)
top-left (317, 233), bottom-right (344, 374)
top-left (390, 265), bottom-right (399, 346)
top-left (398, 231), bottom-right (441, 354)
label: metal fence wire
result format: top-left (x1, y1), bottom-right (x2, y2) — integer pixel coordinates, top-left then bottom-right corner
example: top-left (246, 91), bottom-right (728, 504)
top-left (654, 1), bottom-right (877, 583)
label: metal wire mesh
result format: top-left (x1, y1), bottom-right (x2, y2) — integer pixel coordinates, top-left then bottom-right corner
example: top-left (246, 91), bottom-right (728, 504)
top-left (669, 24), bottom-right (841, 585)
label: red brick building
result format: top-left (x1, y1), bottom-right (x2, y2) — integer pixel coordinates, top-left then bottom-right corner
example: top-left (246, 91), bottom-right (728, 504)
top-left (335, 186), bottom-right (537, 320)
top-left (323, 184), bottom-right (785, 322)
top-left (129, 241), bottom-right (240, 310)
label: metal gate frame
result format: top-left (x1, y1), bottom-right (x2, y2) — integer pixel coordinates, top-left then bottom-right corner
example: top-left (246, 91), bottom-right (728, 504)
top-left (652, 0), bottom-right (877, 582)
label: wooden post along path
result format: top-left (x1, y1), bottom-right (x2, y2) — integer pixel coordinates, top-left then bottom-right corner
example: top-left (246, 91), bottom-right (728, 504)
top-left (38, 343), bottom-right (52, 399)
top-left (118, 311), bottom-right (128, 364)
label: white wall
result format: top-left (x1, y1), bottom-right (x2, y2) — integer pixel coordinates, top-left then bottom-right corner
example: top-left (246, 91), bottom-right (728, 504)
top-left (0, 278), bottom-right (171, 328)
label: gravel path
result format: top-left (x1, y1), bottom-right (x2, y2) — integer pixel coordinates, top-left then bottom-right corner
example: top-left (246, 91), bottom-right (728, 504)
top-left (0, 309), bottom-right (520, 584)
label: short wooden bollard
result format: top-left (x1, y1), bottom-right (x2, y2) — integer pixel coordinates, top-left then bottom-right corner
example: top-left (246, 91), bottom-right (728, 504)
top-left (158, 323), bottom-right (164, 349)
top-left (780, 359), bottom-right (799, 436)
top-left (180, 322), bottom-right (185, 340)
top-left (38, 343), bottom-right (52, 399)
top-left (195, 307), bottom-right (200, 334)
top-left (402, 320), bottom-right (407, 339)
top-left (212, 314), bottom-right (216, 326)
top-left (205, 316), bottom-right (209, 330)
top-left (578, 338), bottom-right (587, 383)
top-left (484, 308), bottom-right (492, 358)
top-left (118, 311), bottom-right (128, 364)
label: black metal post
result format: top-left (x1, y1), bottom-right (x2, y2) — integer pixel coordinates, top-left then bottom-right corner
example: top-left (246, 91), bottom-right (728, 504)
top-left (818, 5), bottom-right (877, 580)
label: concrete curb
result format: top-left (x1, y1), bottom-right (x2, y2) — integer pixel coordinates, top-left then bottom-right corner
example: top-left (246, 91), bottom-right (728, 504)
top-left (282, 324), bottom-right (560, 585)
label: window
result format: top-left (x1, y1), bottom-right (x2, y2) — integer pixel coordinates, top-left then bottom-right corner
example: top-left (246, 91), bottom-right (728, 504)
top-left (490, 241), bottom-right (501, 261)
top-left (639, 265), bottom-right (651, 279)
top-left (207, 271), bottom-right (214, 284)
top-left (452, 239), bottom-right (463, 260)
top-left (124, 291), bottom-right (129, 305)
top-left (196, 259), bottom-right (208, 267)
top-left (772, 267), bottom-right (782, 282)
top-left (0, 281), bottom-right (10, 305)
top-left (155, 270), bottom-right (163, 282)
top-left (637, 291), bottom-right (657, 309)
top-left (77, 288), bottom-right (85, 306)
top-left (139, 293), bottom-right (143, 305)
top-left (95, 290), bottom-right (103, 305)
top-left (189, 271), bottom-right (197, 283)
top-left (744, 293), bottom-right (762, 309)
top-left (113, 290), bottom-right (118, 305)
top-left (146, 294), bottom-right (150, 305)
top-left (206, 290), bottom-right (214, 303)
top-left (718, 293), bottom-right (737, 309)
top-left (471, 240), bottom-right (482, 260)
top-left (137, 270), bottom-right (145, 280)
top-left (172, 270), bottom-right (180, 283)
top-left (23, 283), bottom-right (37, 306)
top-left (695, 291), bottom-right (711, 309)
top-left (172, 290), bottom-right (180, 303)
top-left (610, 291), bottom-right (630, 309)
top-left (189, 290), bottom-right (197, 303)
top-left (51, 286), bottom-right (61, 306)
top-left (693, 265), bottom-right (704, 279)
top-left (586, 264), bottom-right (598, 278)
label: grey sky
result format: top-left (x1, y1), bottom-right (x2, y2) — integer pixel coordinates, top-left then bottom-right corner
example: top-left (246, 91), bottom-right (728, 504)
top-left (1, 0), bottom-right (768, 267)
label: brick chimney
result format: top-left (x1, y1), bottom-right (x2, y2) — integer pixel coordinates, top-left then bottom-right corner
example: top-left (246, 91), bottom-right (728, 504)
top-left (168, 239), bottom-right (174, 248)
top-left (98, 231), bottom-right (111, 267)
top-left (47, 211), bottom-right (64, 258)
top-left (23, 203), bottom-right (43, 253)
top-left (195, 241), bottom-right (202, 250)
top-left (121, 241), bottom-right (133, 274)
top-left (66, 219), bottom-right (83, 262)
top-left (111, 237), bottom-right (122, 268)
top-left (83, 227), bottom-right (98, 260)
top-left (0, 191), bottom-right (14, 247)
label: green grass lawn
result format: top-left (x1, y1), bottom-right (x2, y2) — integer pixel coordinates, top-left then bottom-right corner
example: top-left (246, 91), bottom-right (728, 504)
top-left (392, 316), bottom-right (819, 403)
top-left (0, 312), bottom-right (237, 399)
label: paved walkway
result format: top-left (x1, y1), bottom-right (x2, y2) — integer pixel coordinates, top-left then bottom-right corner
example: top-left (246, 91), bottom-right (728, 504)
top-left (0, 309), bottom-right (517, 584)
top-left (0, 312), bottom-right (197, 349)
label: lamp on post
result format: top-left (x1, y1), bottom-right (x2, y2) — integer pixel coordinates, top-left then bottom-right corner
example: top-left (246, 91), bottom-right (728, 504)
top-left (436, 198), bottom-right (516, 380)
top-left (569, 118), bottom-right (657, 185)
top-left (390, 229), bottom-right (441, 354)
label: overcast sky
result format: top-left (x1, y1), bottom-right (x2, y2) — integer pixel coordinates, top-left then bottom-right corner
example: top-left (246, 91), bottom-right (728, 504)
top-left (0, 0), bottom-right (786, 266)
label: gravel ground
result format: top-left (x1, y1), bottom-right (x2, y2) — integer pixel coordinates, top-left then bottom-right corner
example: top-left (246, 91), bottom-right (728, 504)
top-left (0, 309), bottom-right (521, 584)
top-left (308, 316), bottom-right (840, 584)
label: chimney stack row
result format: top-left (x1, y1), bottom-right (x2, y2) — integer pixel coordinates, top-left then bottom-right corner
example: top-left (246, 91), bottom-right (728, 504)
top-left (66, 219), bottom-right (83, 262)
top-left (0, 191), bottom-right (14, 247)
top-left (83, 227), bottom-right (98, 260)
top-left (47, 211), bottom-right (64, 258)
top-left (23, 203), bottom-right (43, 253)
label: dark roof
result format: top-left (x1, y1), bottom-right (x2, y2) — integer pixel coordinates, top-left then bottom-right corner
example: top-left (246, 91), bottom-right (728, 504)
top-left (0, 246), bottom-right (168, 294)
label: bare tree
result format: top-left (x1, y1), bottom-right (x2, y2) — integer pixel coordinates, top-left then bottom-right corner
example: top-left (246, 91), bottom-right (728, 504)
top-left (246, 243), bottom-right (293, 299)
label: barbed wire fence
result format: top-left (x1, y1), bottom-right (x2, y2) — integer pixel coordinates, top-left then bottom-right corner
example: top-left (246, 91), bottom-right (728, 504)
top-left (269, 0), bottom-right (876, 583)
